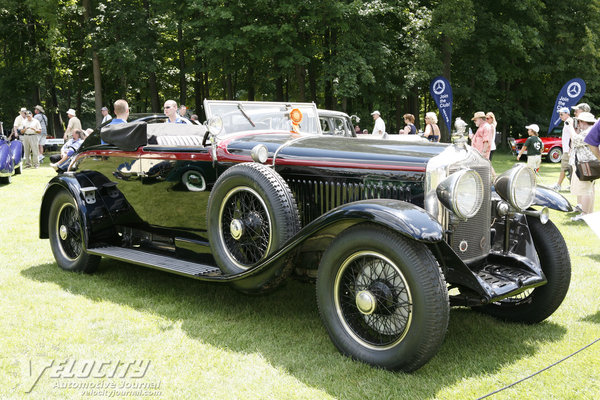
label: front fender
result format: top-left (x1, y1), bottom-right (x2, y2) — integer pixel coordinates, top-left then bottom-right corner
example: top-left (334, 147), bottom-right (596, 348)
top-left (534, 186), bottom-right (572, 212)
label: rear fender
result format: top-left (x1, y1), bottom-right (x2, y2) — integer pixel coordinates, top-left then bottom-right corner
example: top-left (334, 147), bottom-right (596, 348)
top-left (10, 140), bottom-right (23, 164)
top-left (39, 174), bottom-right (103, 249)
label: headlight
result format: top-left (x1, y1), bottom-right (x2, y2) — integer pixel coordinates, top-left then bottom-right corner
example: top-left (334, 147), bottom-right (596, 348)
top-left (494, 164), bottom-right (536, 210)
top-left (436, 169), bottom-right (484, 219)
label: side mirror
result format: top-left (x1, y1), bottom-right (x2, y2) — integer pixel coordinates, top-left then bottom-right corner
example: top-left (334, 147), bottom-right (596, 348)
top-left (205, 116), bottom-right (223, 136)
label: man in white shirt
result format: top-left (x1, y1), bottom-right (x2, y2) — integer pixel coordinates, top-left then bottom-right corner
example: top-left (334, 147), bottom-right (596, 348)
top-left (20, 110), bottom-right (42, 168)
top-left (552, 107), bottom-right (575, 191)
top-left (11, 107), bottom-right (27, 140)
top-left (101, 106), bottom-right (112, 124)
top-left (371, 110), bottom-right (386, 138)
top-left (64, 108), bottom-right (82, 140)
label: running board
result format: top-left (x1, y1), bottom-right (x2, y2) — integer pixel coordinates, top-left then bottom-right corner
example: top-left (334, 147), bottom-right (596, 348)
top-left (87, 246), bottom-right (222, 278)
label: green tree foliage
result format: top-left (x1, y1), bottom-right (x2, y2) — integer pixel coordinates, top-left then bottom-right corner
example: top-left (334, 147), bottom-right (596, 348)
top-left (1, 0), bottom-right (599, 138)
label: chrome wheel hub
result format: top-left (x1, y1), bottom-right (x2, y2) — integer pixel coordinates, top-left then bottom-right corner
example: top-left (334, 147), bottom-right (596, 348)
top-left (230, 219), bottom-right (243, 240)
top-left (355, 290), bottom-right (377, 315)
top-left (59, 225), bottom-right (68, 240)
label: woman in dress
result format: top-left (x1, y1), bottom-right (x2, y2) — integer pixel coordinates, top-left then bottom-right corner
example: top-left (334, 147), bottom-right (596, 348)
top-left (399, 114), bottom-right (417, 135)
top-left (486, 112), bottom-right (497, 160)
top-left (423, 112), bottom-right (440, 142)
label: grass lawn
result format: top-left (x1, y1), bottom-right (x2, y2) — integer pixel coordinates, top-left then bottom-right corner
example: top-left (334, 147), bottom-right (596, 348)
top-left (0, 152), bottom-right (599, 399)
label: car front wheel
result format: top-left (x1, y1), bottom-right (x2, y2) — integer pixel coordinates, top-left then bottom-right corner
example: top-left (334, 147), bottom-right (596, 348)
top-left (478, 217), bottom-right (570, 323)
top-left (48, 191), bottom-right (100, 273)
top-left (316, 223), bottom-right (449, 371)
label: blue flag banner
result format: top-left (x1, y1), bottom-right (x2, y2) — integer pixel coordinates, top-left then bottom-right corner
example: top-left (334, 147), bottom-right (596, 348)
top-left (548, 78), bottom-right (586, 133)
top-left (429, 76), bottom-right (453, 133)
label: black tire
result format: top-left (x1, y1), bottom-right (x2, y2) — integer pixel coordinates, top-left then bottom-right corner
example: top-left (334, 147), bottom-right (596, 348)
top-left (207, 163), bottom-right (300, 278)
top-left (48, 191), bottom-right (100, 273)
top-left (479, 217), bottom-right (571, 323)
top-left (14, 162), bottom-right (21, 174)
top-left (0, 176), bottom-right (10, 184)
top-left (316, 223), bottom-right (449, 372)
top-left (547, 147), bottom-right (562, 163)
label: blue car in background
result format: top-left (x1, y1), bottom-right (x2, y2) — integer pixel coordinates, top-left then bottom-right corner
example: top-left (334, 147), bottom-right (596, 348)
top-left (0, 132), bottom-right (23, 184)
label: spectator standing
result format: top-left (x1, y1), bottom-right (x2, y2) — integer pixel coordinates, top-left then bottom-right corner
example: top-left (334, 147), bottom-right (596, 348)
top-left (424, 112), bottom-right (441, 142)
top-left (101, 106), bottom-right (112, 124)
top-left (571, 103), bottom-right (591, 131)
top-left (64, 109), bottom-right (81, 141)
top-left (179, 104), bottom-right (189, 118)
top-left (569, 112), bottom-right (597, 221)
top-left (517, 124), bottom-right (543, 172)
top-left (399, 114), bottom-right (417, 135)
top-left (34, 105), bottom-right (48, 163)
top-left (164, 100), bottom-right (186, 124)
top-left (354, 125), bottom-right (361, 135)
top-left (486, 112), bottom-right (498, 160)
top-left (584, 118), bottom-right (600, 160)
top-left (20, 110), bottom-right (42, 168)
top-left (470, 111), bottom-right (493, 158)
top-left (552, 107), bottom-right (576, 191)
top-left (11, 108), bottom-right (27, 140)
top-left (371, 111), bottom-right (386, 138)
top-left (362, 129), bottom-right (369, 135)
top-left (191, 114), bottom-right (199, 122)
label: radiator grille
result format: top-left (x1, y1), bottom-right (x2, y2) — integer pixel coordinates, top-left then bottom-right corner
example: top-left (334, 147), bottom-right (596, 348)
top-left (287, 179), bottom-right (413, 226)
top-left (447, 163), bottom-right (492, 262)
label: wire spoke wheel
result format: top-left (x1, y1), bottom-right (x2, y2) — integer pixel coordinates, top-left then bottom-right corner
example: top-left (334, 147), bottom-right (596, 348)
top-left (219, 186), bottom-right (272, 268)
top-left (56, 202), bottom-right (83, 260)
top-left (336, 252), bottom-right (412, 348)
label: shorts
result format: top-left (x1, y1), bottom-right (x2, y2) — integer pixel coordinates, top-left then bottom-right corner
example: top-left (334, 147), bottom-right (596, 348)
top-left (560, 152), bottom-right (570, 171)
top-left (571, 169), bottom-right (595, 196)
top-left (527, 155), bottom-right (541, 171)
top-left (38, 133), bottom-right (47, 145)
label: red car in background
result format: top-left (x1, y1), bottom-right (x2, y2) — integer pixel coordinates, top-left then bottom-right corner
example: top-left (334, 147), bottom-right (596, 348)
top-left (508, 127), bottom-right (563, 163)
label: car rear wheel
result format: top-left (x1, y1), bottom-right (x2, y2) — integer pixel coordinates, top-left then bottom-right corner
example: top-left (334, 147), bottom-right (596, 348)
top-left (547, 147), bottom-right (562, 163)
top-left (207, 163), bottom-right (300, 291)
top-left (48, 191), bottom-right (100, 273)
top-left (478, 217), bottom-right (570, 323)
top-left (316, 223), bottom-right (449, 371)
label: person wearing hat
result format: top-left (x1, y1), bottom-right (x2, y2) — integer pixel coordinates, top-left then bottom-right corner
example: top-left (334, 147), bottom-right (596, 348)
top-left (551, 107), bottom-right (576, 191)
top-left (19, 110), bottom-right (42, 168)
top-left (471, 111), bottom-right (493, 159)
top-left (64, 108), bottom-right (82, 141)
top-left (34, 105), bottom-right (48, 163)
top-left (101, 106), bottom-right (112, 124)
top-left (371, 110), bottom-right (386, 138)
top-left (10, 107), bottom-right (27, 140)
top-left (569, 111), bottom-right (597, 221)
top-left (571, 103), bottom-right (591, 131)
top-left (517, 123), bottom-right (543, 172)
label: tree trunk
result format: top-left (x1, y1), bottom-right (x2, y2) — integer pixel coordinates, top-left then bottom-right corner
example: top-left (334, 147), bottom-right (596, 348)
top-left (295, 64), bottom-right (305, 102)
top-left (308, 58), bottom-right (317, 104)
top-left (275, 76), bottom-right (284, 102)
top-left (82, 0), bottom-right (103, 126)
top-left (247, 66), bottom-right (255, 101)
top-left (178, 19), bottom-right (187, 106)
top-left (148, 71), bottom-right (160, 112)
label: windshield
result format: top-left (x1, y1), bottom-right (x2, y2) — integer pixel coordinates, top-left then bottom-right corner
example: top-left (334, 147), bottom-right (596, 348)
top-left (204, 100), bottom-right (321, 136)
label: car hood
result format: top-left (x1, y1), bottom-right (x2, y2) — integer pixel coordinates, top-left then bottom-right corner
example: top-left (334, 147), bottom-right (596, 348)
top-left (222, 133), bottom-right (448, 170)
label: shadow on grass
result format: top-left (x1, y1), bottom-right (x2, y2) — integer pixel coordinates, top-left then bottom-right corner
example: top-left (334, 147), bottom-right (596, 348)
top-left (586, 254), bottom-right (600, 263)
top-left (581, 310), bottom-right (600, 324)
top-left (22, 261), bottom-right (567, 400)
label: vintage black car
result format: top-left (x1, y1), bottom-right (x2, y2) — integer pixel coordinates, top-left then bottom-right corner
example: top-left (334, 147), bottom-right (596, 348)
top-left (39, 100), bottom-right (573, 372)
